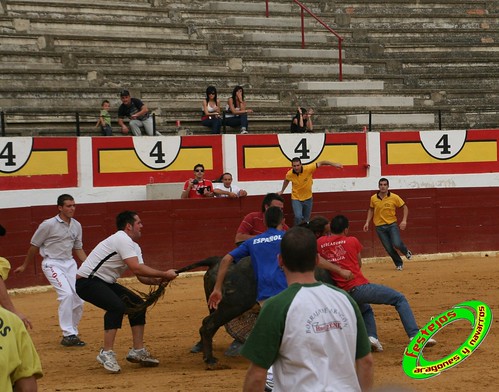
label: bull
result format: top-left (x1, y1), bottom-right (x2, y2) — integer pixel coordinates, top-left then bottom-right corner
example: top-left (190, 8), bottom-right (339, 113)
top-left (174, 255), bottom-right (335, 368)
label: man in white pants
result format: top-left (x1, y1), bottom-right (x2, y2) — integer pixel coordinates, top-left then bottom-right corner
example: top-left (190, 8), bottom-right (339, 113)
top-left (15, 194), bottom-right (87, 347)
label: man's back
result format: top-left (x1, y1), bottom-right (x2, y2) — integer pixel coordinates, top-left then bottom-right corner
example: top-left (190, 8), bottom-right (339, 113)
top-left (230, 228), bottom-right (287, 302)
top-left (242, 282), bottom-right (370, 392)
top-left (317, 234), bottom-right (368, 292)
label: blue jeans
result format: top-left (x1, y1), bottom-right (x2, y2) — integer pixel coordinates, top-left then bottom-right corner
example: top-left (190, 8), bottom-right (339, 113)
top-left (291, 198), bottom-right (313, 226)
top-left (225, 114), bottom-right (248, 130)
top-left (201, 117), bottom-right (222, 134)
top-left (375, 223), bottom-right (409, 267)
top-left (349, 283), bottom-right (420, 339)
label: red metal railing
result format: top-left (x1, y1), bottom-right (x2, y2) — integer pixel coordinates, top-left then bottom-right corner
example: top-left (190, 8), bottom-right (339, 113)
top-left (265, 0), bottom-right (343, 81)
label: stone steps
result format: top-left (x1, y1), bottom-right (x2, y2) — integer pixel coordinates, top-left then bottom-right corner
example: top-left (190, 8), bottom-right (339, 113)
top-left (0, 0), bottom-right (496, 134)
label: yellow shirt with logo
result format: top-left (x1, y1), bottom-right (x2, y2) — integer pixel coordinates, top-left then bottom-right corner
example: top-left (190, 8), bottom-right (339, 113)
top-left (285, 163), bottom-right (317, 201)
top-left (0, 307), bottom-right (43, 392)
top-left (0, 258), bottom-right (43, 391)
top-left (370, 192), bottom-right (405, 226)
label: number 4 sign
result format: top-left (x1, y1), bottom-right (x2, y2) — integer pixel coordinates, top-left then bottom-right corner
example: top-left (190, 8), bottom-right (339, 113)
top-left (0, 138), bottom-right (34, 173)
top-left (420, 130), bottom-right (467, 160)
top-left (277, 134), bottom-right (326, 164)
top-left (132, 136), bottom-right (182, 170)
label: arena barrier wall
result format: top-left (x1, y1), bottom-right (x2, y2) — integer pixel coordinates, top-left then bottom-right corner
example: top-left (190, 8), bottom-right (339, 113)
top-left (1, 129), bottom-right (498, 288)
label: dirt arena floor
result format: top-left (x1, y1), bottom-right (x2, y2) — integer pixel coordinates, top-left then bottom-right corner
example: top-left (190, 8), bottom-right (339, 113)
top-left (10, 254), bottom-right (498, 392)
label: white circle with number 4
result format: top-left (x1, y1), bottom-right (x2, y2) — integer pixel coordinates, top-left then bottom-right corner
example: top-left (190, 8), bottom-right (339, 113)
top-left (133, 136), bottom-right (182, 170)
top-left (419, 130), bottom-right (467, 160)
top-left (0, 138), bottom-right (34, 173)
top-left (277, 134), bottom-right (326, 164)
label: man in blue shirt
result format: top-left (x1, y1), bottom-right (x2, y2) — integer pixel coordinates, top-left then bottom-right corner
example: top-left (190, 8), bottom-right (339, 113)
top-left (208, 206), bottom-right (286, 307)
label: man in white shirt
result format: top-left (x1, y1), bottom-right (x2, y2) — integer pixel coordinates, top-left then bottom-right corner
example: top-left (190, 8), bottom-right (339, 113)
top-left (213, 172), bottom-right (247, 198)
top-left (15, 194), bottom-right (87, 347)
top-left (76, 210), bottom-right (177, 373)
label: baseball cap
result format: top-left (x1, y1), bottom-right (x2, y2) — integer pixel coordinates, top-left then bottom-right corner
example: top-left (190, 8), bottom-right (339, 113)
top-left (119, 89), bottom-right (130, 97)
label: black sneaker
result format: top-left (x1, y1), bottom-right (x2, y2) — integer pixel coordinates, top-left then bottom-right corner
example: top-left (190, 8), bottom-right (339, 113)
top-left (61, 335), bottom-right (86, 347)
top-left (406, 250), bottom-right (413, 260)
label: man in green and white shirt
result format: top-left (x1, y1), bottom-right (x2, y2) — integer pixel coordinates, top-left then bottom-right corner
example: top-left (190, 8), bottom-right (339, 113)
top-left (241, 227), bottom-right (373, 392)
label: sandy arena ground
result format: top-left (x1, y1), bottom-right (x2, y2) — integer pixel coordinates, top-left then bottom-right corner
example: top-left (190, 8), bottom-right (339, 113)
top-left (9, 255), bottom-right (498, 391)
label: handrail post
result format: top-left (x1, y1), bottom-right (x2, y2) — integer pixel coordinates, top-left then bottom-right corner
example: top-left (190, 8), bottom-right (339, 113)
top-left (338, 38), bottom-right (343, 81)
top-left (1, 111), bottom-right (5, 137)
top-left (369, 111), bottom-right (372, 132)
top-left (265, 0), bottom-right (269, 17)
top-left (438, 110), bottom-right (442, 130)
top-left (152, 113), bottom-right (156, 135)
top-left (300, 8), bottom-right (305, 48)
top-left (75, 112), bottom-right (80, 136)
top-left (292, 0), bottom-right (344, 81)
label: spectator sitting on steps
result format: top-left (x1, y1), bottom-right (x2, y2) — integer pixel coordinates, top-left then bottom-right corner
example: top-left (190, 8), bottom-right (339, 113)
top-left (201, 86), bottom-right (222, 134)
top-left (290, 107), bottom-right (314, 133)
top-left (225, 85), bottom-right (253, 134)
top-left (117, 90), bottom-right (155, 136)
top-left (95, 100), bottom-right (113, 136)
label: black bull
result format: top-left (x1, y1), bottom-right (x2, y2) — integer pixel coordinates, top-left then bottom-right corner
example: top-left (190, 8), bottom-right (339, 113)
top-left (175, 256), bottom-right (335, 367)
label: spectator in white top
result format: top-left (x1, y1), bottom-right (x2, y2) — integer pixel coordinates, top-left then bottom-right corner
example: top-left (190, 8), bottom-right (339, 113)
top-left (213, 172), bottom-right (248, 198)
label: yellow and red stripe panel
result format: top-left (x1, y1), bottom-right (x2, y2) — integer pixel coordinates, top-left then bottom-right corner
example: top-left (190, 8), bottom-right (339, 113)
top-left (381, 129), bottom-right (499, 175)
top-left (92, 135), bottom-right (224, 186)
top-left (236, 132), bottom-right (368, 181)
top-left (0, 137), bottom-right (77, 190)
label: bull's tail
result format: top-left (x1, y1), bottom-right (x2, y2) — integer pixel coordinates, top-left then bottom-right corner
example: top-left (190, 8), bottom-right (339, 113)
top-left (175, 256), bottom-right (221, 274)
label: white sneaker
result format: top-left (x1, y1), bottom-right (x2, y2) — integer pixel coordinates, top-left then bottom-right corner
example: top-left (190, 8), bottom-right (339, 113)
top-left (426, 338), bottom-right (437, 347)
top-left (126, 347), bottom-right (159, 367)
top-left (97, 349), bottom-right (121, 373)
top-left (265, 376), bottom-right (274, 392)
top-left (396, 265), bottom-right (403, 271)
top-left (410, 336), bottom-right (437, 347)
top-left (369, 336), bottom-right (384, 352)
top-left (406, 250), bottom-right (413, 260)
top-left (240, 127), bottom-right (248, 134)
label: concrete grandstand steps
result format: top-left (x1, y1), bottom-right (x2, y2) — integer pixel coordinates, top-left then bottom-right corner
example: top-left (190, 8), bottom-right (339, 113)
top-left (209, 1), bottom-right (292, 14)
top-left (5, 0), bottom-right (155, 16)
top-left (286, 64), bottom-right (365, 76)
top-left (0, 32), bottom-right (208, 56)
top-left (0, 0), bottom-right (496, 134)
top-left (260, 47), bottom-right (343, 59)
top-left (298, 81), bottom-right (385, 91)
top-left (7, 18), bottom-right (189, 39)
top-left (331, 4), bottom-right (491, 16)
top-left (345, 113), bottom-right (435, 126)
top-left (6, 0), bottom-right (151, 6)
top-left (352, 29), bottom-right (497, 45)
top-left (50, 36), bottom-right (209, 56)
top-left (328, 96), bottom-right (415, 108)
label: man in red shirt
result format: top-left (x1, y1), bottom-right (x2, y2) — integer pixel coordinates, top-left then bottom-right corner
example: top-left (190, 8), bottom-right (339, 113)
top-left (317, 215), bottom-right (436, 353)
top-left (235, 193), bottom-right (289, 245)
top-left (181, 164), bottom-right (214, 199)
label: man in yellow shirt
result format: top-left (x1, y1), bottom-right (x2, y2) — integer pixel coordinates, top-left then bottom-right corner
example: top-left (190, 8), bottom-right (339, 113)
top-left (278, 157), bottom-right (342, 226)
top-left (0, 226), bottom-right (43, 391)
top-left (0, 306), bottom-right (43, 392)
top-left (363, 178), bottom-right (413, 271)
